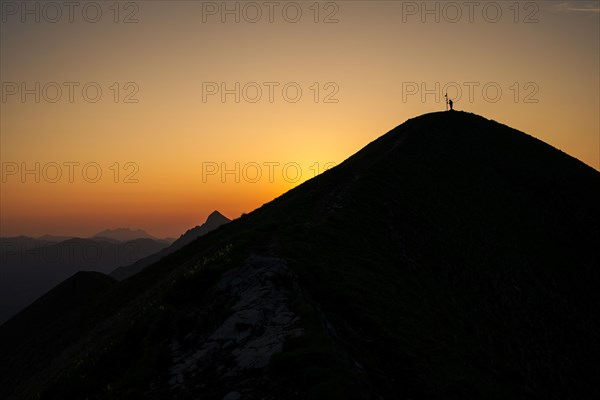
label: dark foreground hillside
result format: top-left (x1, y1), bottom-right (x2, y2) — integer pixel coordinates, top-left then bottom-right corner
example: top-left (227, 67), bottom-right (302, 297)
top-left (1, 111), bottom-right (599, 399)
top-left (0, 237), bottom-right (170, 324)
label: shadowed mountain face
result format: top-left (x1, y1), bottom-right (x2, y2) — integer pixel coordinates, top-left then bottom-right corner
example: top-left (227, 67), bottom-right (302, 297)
top-left (1, 112), bottom-right (599, 399)
top-left (0, 271), bottom-right (116, 346)
top-left (110, 211), bottom-right (231, 280)
top-left (0, 237), bottom-right (170, 324)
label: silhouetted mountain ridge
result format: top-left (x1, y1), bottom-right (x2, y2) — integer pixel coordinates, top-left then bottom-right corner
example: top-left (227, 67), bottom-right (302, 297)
top-left (1, 112), bottom-right (598, 399)
top-left (0, 237), bottom-right (170, 324)
top-left (1, 271), bottom-right (116, 340)
top-left (36, 235), bottom-right (74, 242)
top-left (93, 228), bottom-right (166, 242)
top-left (109, 210), bottom-right (231, 280)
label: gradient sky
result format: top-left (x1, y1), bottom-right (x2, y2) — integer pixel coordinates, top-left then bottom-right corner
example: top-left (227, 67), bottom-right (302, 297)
top-left (1, 1), bottom-right (599, 238)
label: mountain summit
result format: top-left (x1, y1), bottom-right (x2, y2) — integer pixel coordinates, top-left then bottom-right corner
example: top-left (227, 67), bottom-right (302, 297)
top-left (177, 210), bottom-right (232, 245)
top-left (206, 210), bottom-right (231, 226)
top-left (109, 210), bottom-right (231, 280)
top-left (1, 112), bottom-right (599, 399)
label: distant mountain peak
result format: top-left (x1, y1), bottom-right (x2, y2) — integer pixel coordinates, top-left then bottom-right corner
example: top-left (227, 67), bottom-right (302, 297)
top-left (188, 210), bottom-right (231, 236)
top-left (109, 211), bottom-right (231, 281)
top-left (206, 210), bottom-right (230, 225)
top-left (93, 228), bottom-right (156, 242)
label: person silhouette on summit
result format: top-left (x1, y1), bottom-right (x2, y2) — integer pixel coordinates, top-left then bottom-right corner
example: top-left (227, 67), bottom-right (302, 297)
top-left (448, 98), bottom-right (454, 111)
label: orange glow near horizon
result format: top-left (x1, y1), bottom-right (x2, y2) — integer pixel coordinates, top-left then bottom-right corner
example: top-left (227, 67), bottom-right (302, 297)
top-left (1, 1), bottom-right (599, 238)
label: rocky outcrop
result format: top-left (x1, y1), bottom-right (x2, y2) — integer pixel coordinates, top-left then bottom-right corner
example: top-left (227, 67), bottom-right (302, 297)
top-left (168, 255), bottom-right (303, 398)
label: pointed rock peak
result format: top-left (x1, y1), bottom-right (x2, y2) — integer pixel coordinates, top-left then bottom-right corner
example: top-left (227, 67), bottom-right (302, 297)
top-left (205, 210), bottom-right (231, 225)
